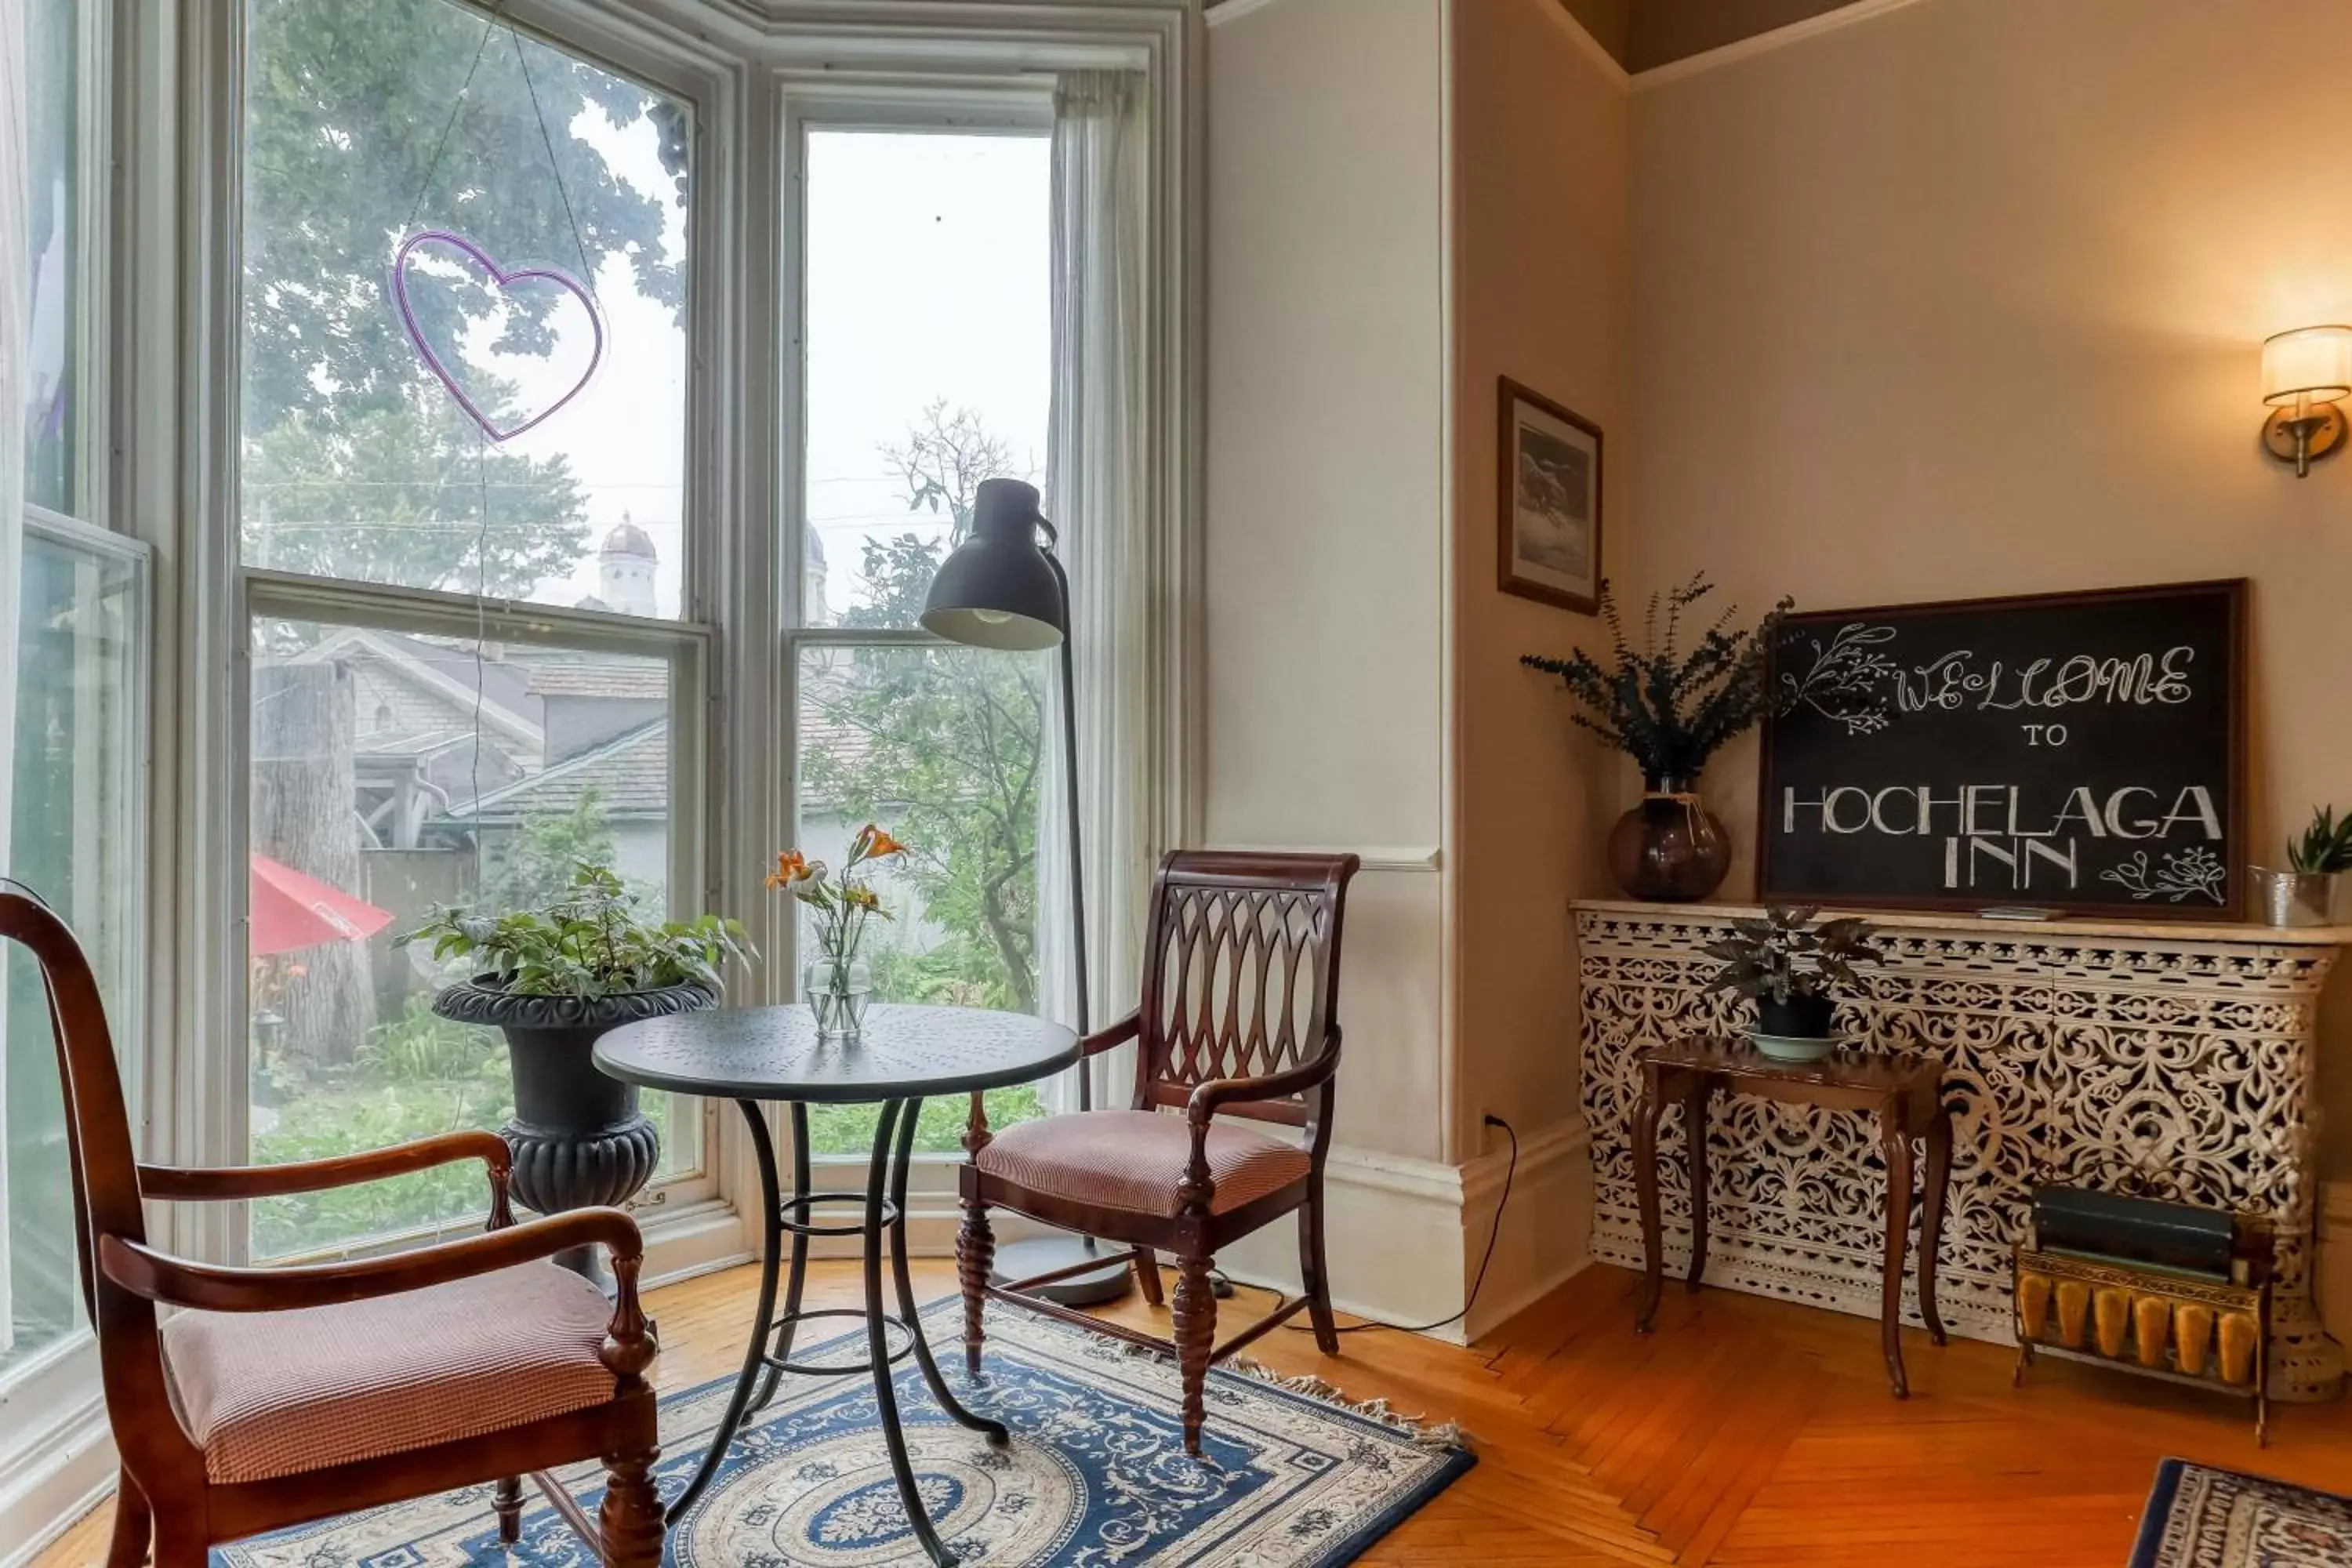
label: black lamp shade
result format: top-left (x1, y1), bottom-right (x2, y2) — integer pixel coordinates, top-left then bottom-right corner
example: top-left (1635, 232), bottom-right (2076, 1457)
top-left (920, 478), bottom-right (1067, 651)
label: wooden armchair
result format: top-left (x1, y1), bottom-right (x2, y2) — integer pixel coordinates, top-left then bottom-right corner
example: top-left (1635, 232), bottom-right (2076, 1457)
top-left (0, 887), bottom-right (664, 1568)
top-left (957, 851), bottom-right (1360, 1455)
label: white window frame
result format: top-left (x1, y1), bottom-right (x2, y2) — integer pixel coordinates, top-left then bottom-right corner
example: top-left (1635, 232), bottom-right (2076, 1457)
top-left (239, 571), bottom-right (724, 1258)
top-left (0, 3), bottom-right (149, 1555)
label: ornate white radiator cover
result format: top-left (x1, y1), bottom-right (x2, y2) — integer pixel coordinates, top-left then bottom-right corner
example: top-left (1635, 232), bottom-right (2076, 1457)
top-left (1573, 899), bottom-right (2347, 1402)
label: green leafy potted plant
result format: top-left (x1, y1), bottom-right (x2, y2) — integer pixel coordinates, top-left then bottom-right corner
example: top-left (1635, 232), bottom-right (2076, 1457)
top-left (402, 864), bottom-right (752, 1278)
top-left (1523, 573), bottom-right (1791, 901)
top-left (1702, 906), bottom-right (1882, 1062)
top-left (2252, 806), bottom-right (2352, 927)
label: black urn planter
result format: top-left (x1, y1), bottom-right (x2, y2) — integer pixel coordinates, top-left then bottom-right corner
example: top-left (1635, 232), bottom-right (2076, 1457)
top-left (431, 977), bottom-right (716, 1286)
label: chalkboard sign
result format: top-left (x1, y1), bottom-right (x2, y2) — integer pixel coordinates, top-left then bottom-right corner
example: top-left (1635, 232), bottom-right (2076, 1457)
top-left (1759, 580), bottom-right (2246, 920)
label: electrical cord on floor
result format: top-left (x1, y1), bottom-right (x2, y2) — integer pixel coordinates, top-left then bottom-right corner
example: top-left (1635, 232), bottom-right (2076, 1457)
top-left (1260, 1112), bottom-right (1519, 1338)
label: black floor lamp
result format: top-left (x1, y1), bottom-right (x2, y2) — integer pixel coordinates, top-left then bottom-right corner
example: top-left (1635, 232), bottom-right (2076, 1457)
top-left (920, 477), bottom-right (1132, 1306)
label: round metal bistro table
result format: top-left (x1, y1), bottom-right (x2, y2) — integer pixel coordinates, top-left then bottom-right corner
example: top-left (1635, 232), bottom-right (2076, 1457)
top-left (592, 1003), bottom-right (1076, 1563)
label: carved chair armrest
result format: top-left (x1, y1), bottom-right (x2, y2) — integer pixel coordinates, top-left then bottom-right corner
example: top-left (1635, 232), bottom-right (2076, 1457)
top-left (1078, 1010), bottom-right (1142, 1059)
top-left (140, 1131), bottom-right (515, 1227)
top-left (1175, 1028), bottom-right (1341, 1218)
top-left (1184, 1026), bottom-right (1343, 1124)
top-left (99, 1206), bottom-right (641, 1314)
top-left (967, 1011), bottom-right (1147, 1157)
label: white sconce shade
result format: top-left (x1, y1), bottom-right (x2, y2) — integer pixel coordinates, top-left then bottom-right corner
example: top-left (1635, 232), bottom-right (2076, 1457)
top-left (2260, 325), bottom-right (2352, 406)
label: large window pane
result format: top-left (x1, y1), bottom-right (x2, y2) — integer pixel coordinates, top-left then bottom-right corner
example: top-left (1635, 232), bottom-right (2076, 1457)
top-left (801, 130), bottom-right (1049, 627)
top-left (796, 642), bottom-right (1051, 1155)
top-left (245, 622), bottom-right (688, 1256)
top-left (238, 0), bottom-right (691, 617)
top-left (22, 0), bottom-right (81, 514)
top-left (4, 528), bottom-right (144, 1381)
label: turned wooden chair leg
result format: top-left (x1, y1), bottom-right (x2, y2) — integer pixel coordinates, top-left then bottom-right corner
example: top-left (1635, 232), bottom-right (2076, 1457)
top-left (494, 1474), bottom-right (524, 1544)
top-left (598, 1446), bottom-right (665, 1568)
top-left (1298, 1181), bottom-right (1341, 1354)
top-left (152, 1526), bottom-right (209, 1568)
top-left (1174, 1253), bottom-right (1218, 1457)
top-left (957, 1199), bottom-right (995, 1377)
top-left (1133, 1245), bottom-right (1165, 1308)
top-left (106, 1469), bottom-right (151, 1568)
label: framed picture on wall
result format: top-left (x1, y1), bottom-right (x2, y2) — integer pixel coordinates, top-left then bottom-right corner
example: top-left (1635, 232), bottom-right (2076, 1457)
top-left (1497, 376), bottom-right (1603, 615)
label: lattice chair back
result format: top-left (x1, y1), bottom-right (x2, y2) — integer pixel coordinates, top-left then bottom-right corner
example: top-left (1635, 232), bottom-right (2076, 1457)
top-left (1131, 851), bottom-right (1360, 1127)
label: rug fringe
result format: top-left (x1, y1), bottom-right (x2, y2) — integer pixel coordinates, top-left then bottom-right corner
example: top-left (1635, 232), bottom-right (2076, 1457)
top-left (1106, 1339), bottom-right (1475, 1454)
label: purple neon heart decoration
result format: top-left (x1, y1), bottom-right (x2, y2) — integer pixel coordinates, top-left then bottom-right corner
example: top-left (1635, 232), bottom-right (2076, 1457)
top-left (391, 229), bottom-right (605, 444)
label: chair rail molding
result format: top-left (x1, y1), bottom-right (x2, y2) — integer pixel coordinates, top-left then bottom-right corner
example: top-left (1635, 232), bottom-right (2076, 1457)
top-left (1574, 899), bottom-right (2349, 1402)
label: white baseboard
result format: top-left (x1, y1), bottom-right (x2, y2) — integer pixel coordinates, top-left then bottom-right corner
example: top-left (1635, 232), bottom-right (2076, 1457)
top-left (0, 1394), bottom-right (113, 1568)
top-left (1217, 1117), bottom-right (1592, 1346)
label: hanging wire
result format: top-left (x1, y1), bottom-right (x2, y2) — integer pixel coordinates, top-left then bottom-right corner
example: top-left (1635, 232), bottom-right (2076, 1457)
top-left (510, 24), bottom-right (604, 304)
top-left (402, 11), bottom-right (499, 238)
top-left (389, 1), bottom-right (608, 895)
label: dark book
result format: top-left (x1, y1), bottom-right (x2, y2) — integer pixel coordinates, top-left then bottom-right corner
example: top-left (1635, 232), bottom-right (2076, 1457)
top-left (2030, 1185), bottom-right (2236, 1279)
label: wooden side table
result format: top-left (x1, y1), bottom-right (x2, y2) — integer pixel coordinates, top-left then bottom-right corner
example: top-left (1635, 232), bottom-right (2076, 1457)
top-left (1632, 1036), bottom-right (1952, 1397)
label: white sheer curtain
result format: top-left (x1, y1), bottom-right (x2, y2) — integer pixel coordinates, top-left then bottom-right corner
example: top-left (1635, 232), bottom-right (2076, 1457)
top-left (0, 0), bottom-right (31, 1357)
top-left (1036, 69), bottom-right (1150, 1105)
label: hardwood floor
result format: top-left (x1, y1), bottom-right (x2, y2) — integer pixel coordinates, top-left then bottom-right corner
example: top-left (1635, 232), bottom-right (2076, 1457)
top-left (34, 1258), bottom-right (2352, 1565)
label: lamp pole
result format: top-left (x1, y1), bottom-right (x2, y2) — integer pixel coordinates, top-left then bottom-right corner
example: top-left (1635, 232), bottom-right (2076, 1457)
top-left (919, 480), bottom-right (1130, 1305)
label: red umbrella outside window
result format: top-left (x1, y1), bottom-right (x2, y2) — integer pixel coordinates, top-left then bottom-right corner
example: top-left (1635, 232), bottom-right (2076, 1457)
top-left (249, 854), bottom-right (396, 956)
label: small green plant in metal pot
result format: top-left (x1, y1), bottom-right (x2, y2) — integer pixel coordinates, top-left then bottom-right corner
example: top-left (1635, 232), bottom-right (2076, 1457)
top-left (1701, 906), bottom-right (1883, 1062)
top-left (2252, 806), bottom-right (2352, 927)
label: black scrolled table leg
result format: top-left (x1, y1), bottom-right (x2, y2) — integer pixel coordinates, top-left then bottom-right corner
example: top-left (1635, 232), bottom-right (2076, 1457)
top-left (888, 1095), bottom-right (1010, 1446)
top-left (665, 1098), bottom-right (789, 1526)
top-left (749, 1101), bottom-right (816, 1414)
top-left (863, 1099), bottom-right (958, 1566)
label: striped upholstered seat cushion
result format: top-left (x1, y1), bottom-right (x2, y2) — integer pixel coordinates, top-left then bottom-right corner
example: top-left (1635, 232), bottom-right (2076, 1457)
top-left (976, 1109), bottom-right (1310, 1218)
top-left (161, 1260), bottom-right (619, 1484)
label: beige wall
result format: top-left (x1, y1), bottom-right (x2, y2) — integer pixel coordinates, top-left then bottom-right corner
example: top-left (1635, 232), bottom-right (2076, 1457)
top-left (1450, 0), bottom-right (1632, 1330)
top-left (1205, 0), bottom-right (1450, 1168)
top-left (1628, 0), bottom-right (2352, 1175)
top-left (1453, 0), bottom-right (1628, 1151)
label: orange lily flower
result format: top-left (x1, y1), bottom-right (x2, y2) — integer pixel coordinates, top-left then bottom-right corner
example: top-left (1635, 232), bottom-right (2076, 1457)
top-left (766, 849), bottom-right (813, 891)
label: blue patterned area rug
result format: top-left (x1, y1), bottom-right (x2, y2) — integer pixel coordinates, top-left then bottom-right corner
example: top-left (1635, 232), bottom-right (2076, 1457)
top-left (2130, 1458), bottom-right (2352, 1567)
top-left (212, 1298), bottom-right (1473, 1566)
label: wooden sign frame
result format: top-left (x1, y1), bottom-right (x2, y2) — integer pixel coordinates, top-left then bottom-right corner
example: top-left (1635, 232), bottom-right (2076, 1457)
top-left (1756, 579), bottom-right (2249, 921)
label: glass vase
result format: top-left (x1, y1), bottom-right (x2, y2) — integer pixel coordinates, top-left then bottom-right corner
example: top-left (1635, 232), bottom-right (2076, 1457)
top-left (802, 953), bottom-right (873, 1038)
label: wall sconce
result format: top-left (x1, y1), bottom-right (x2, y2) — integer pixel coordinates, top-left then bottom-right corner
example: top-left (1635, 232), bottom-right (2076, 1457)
top-left (2261, 325), bottom-right (2352, 477)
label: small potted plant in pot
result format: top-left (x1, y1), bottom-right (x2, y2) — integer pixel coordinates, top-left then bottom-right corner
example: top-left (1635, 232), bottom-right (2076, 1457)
top-left (1523, 572), bottom-right (1791, 901)
top-left (769, 822), bottom-right (909, 1039)
top-left (2252, 806), bottom-right (2352, 927)
top-left (1702, 906), bottom-right (1883, 1062)
top-left (403, 864), bottom-right (752, 1279)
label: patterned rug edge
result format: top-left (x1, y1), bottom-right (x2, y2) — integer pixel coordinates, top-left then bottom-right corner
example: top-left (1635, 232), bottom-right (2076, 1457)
top-left (1101, 1336), bottom-right (1479, 1568)
top-left (2128, 1458), bottom-right (2187, 1568)
top-left (2129, 1456), bottom-right (2352, 1568)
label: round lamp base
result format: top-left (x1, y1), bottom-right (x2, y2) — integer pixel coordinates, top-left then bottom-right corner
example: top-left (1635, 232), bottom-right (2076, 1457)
top-left (989, 1232), bottom-right (1135, 1307)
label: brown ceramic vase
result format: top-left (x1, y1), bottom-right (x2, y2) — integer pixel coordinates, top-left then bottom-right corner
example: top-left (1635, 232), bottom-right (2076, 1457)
top-left (1607, 774), bottom-right (1732, 902)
